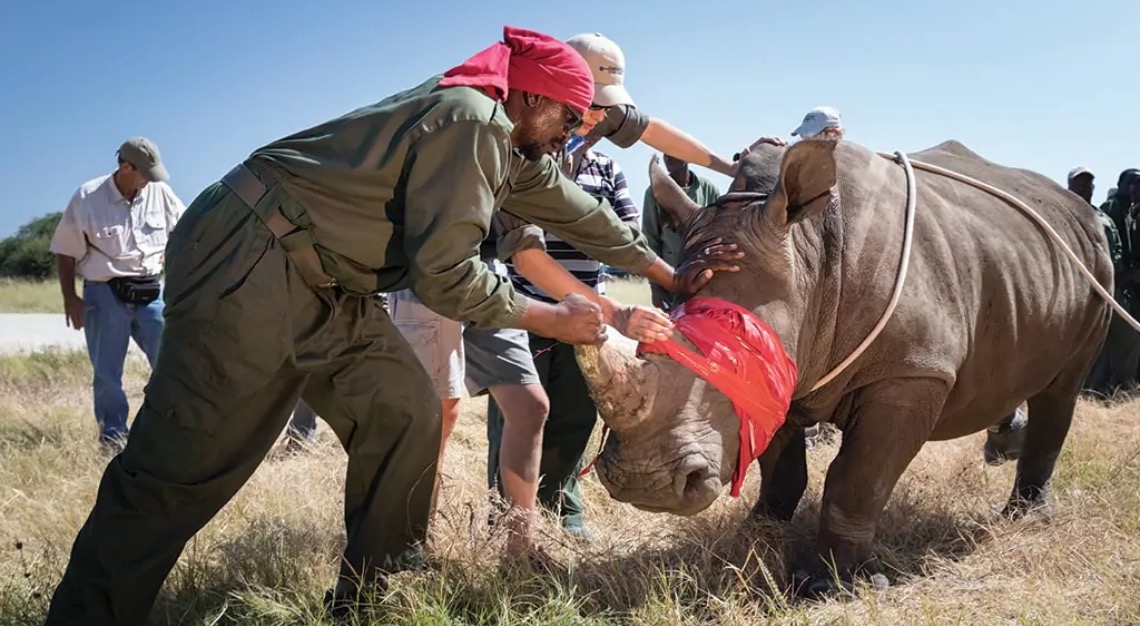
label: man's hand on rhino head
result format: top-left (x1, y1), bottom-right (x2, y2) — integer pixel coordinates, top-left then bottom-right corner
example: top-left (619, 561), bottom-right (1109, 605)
top-left (733, 135), bottom-right (789, 162)
top-left (672, 238), bottom-right (745, 296)
top-left (611, 304), bottom-right (674, 343)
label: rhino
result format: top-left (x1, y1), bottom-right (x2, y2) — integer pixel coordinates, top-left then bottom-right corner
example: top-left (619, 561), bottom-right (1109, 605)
top-left (576, 137), bottom-right (1113, 596)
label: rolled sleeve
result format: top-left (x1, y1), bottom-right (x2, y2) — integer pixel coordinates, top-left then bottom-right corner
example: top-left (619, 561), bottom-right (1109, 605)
top-left (49, 189), bottom-right (87, 260)
top-left (401, 120), bottom-right (529, 329)
top-left (493, 211), bottom-right (546, 261)
top-left (585, 105), bottom-right (650, 149)
top-left (502, 155), bottom-right (657, 275)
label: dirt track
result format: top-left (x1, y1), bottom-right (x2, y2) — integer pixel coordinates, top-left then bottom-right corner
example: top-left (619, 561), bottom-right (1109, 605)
top-left (0, 313), bottom-right (147, 355)
top-left (0, 313), bottom-right (635, 357)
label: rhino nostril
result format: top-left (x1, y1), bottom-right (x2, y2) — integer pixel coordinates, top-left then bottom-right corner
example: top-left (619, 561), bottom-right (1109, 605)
top-left (682, 467), bottom-right (709, 498)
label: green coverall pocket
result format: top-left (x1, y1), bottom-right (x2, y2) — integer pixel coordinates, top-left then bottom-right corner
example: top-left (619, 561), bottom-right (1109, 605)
top-left (199, 238), bottom-right (290, 392)
top-left (139, 370), bottom-right (222, 438)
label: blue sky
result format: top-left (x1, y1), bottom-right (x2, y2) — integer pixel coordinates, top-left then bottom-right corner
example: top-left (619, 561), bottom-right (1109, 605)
top-left (1, 0), bottom-right (1135, 237)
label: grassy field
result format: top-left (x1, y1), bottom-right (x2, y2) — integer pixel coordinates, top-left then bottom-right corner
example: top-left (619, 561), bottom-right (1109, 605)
top-left (0, 279), bottom-right (70, 314)
top-left (2, 277), bottom-right (1140, 624)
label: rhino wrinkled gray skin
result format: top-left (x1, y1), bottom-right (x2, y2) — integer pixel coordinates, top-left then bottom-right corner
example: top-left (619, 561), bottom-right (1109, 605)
top-left (575, 138), bottom-right (1113, 596)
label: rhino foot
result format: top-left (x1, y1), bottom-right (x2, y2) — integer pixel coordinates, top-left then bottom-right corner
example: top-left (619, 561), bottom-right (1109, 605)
top-left (750, 498), bottom-right (798, 522)
top-left (790, 560), bottom-right (890, 601)
top-left (1001, 484), bottom-right (1054, 521)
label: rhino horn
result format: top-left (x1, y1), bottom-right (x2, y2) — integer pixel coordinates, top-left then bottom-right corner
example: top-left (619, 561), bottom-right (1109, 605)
top-left (649, 154), bottom-right (702, 229)
top-left (575, 338), bottom-right (659, 432)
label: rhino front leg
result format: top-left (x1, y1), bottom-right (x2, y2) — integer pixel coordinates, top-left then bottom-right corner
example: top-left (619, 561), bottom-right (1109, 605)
top-left (751, 422), bottom-right (808, 522)
top-left (795, 378), bottom-right (946, 599)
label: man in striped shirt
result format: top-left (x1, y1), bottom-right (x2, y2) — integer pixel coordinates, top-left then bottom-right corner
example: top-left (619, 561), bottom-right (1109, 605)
top-left (486, 146), bottom-right (641, 538)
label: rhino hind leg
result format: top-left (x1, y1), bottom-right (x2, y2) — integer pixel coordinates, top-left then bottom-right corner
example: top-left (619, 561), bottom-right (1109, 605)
top-left (983, 404), bottom-right (1029, 466)
top-left (1002, 372), bottom-right (1084, 520)
top-left (792, 378), bottom-right (946, 600)
top-left (751, 424), bottom-right (808, 522)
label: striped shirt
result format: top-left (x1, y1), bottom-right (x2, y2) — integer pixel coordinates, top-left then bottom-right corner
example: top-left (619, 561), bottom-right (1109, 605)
top-left (504, 149), bottom-right (639, 303)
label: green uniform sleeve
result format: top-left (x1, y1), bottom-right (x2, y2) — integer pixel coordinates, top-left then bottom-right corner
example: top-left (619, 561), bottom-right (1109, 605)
top-left (402, 120), bottom-right (529, 328)
top-left (502, 155), bottom-right (658, 274)
top-left (699, 177), bottom-right (722, 205)
top-left (641, 186), bottom-right (666, 260)
top-left (1098, 211), bottom-right (1124, 273)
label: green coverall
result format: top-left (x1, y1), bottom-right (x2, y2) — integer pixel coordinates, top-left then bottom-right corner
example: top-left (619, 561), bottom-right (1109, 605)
top-left (44, 76), bottom-right (658, 625)
top-left (1101, 194), bottom-right (1140, 391)
top-left (1084, 204), bottom-right (1134, 394)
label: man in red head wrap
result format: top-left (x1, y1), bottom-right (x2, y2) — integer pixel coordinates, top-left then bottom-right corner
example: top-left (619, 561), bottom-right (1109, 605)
top-left (43, 24), bottom-right (741, 624)
top-left (388, 26), bottom-right (740, 564)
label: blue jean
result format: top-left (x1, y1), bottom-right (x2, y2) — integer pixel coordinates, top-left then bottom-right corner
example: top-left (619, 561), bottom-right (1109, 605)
top-left (82, 280), bottom-right (165, 442)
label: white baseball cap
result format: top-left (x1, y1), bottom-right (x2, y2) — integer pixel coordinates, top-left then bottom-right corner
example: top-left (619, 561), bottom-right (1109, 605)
top-left (566, 32), bottom-right (635, 108)
top-left (1067, 166), bottom-right (1094, 182)
top-left (792, 106), bottom-right (843, 138)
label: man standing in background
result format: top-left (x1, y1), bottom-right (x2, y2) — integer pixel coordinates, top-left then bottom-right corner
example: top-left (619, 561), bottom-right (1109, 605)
top-left (641, 155), bottom-right (721, 311)
top-left (49, 137), bottom-right (185, 448)
top-left (1099, 169), bottom-right (1140, 393)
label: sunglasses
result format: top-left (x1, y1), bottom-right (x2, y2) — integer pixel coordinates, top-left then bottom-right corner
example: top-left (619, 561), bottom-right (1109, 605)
top-left (563, 105), bottom-right (585, 133)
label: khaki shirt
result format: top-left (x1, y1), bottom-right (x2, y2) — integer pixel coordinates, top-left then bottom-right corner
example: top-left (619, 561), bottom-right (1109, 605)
top-left (249, 76), bottom-right (656, 329)
top-left (49, 174), bottom-right (186, 282)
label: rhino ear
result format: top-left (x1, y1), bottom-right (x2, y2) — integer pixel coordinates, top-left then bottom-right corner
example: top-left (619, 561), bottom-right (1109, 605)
top-left (761, 138), bottom-right (839, 228)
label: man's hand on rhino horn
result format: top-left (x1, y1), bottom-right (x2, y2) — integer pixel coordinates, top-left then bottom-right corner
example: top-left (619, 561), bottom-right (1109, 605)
top-left (673, 238), bottom-right (744, 295)
top-left (551, 293), bottom-right (607, 346)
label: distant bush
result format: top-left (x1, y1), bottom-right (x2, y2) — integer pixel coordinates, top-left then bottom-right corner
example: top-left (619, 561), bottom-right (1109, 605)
top-left (0, 213), bottom-right (61, 280)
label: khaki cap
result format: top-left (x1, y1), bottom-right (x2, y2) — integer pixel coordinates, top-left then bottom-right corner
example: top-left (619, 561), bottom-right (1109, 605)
top-left (117, 136), bottom-right (169, 183)
top-left (566, 32), bottom-right (634, 108)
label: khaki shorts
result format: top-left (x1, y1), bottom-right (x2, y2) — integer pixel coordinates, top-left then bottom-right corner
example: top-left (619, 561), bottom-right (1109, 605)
top-left (389, 277), bottom-right (539, 399)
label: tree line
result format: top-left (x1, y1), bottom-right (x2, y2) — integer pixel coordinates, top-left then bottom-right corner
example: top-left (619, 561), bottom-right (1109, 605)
top-left (0, 213), bottom-right (61, 280)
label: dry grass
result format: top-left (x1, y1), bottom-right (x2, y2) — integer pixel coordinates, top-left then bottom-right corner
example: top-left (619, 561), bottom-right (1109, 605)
top-left (2, 281), bottom-right (1140, 624)
top-left (0, 279), bottom-right (71, 314)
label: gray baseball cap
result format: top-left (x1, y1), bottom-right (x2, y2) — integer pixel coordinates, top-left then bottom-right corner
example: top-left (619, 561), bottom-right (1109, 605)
top-left (792, 106), bottom-right (842, 138)
top-left (117, 136), bottom-right (169, 183)
top-left (1067, 166), bottom-right (1094, 182)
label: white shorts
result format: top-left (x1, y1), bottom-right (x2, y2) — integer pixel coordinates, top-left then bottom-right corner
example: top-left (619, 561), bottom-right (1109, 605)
top-left (389, 268), bottom-right (540, 399)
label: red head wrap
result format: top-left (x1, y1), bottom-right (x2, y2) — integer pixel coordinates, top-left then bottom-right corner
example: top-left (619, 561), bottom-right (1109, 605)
top-left (438, 26), bottom-right (595, 115)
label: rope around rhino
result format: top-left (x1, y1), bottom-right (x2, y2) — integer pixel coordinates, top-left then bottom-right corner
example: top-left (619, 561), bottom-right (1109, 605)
top-left (807, 149), bottom-right (1140, 395)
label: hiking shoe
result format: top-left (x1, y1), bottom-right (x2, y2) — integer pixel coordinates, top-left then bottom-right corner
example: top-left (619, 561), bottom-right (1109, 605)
top-left (562, 523), bottom-right (594, 542)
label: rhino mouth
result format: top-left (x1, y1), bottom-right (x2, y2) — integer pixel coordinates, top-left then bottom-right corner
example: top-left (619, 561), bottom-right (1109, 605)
top-left (594, 436), bottom-right (724, 516)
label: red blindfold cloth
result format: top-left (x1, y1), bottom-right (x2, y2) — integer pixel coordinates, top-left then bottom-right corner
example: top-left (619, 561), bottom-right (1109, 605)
top-left (638, 297), bottom-right (799, 498)
top-left (438, 25), bottom-right (595, 116)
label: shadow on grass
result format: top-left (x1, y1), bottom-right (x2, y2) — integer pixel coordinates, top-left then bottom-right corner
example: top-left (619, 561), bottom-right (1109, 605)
top-left (0, 408), bottom-right (93, 453)
top-left (395, 489), bottom-right (1004, 624)
top-left (147, 516), bottom-right (341, 625)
